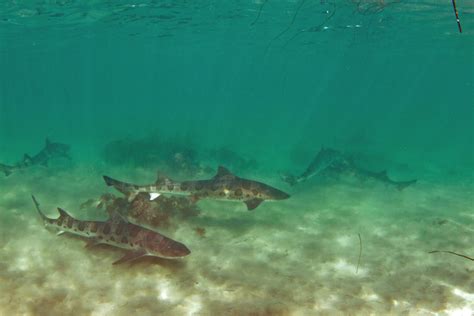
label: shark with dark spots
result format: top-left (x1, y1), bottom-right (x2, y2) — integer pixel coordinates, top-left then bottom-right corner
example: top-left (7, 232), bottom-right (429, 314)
top-left (281, 147), bottom-right (417, 191)
top-left (0, 138), bottom-right (70, 176)
top-left (104, 166), bottom-right (290, 210)
top-left (32, 196), bottom-right (190, 264)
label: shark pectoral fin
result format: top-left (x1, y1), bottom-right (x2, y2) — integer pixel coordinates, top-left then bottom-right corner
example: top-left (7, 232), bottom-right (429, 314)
top-left (113, 250), bottom-right (147, 265)
top-left (244, 198), bottom-right (264, 211)
top-left (127, 192), bottom-right (138, 202)
top-left (85, 238), bottom-right (101, 248)
top-left (149, 193), bottom-right (160, 201)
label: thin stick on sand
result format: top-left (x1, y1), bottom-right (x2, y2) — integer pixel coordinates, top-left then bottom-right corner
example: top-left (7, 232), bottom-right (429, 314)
top-left (429, 250), bottom-right (474, 262)
top-left (356, 233), bottom-right (362, 274)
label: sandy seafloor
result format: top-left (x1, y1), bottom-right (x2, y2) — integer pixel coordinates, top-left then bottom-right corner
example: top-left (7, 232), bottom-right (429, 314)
top-left (0, 162), bottom-right (472, 316)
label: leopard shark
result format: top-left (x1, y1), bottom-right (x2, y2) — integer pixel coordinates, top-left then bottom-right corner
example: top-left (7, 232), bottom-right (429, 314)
top-left (103, 166), bottom-right (290, 210)
top-left (32, 195), bottom-right (190, 264)
top-left (281, 147), bottom-right (417, 190)
top-left (281, 147), bottom-right (344, 186)
top-left (0, 138), bottom-right (70, 176)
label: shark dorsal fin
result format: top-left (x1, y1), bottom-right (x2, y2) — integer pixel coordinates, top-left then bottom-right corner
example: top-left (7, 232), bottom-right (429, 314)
top-left (214, 166), bottom-right (235, 179)
top-left (156, 172), bottom-right (171, 184)
top-left (107, 210), bottom-right (128, 224)
top-left (57, 208), bottom-right (71, 218)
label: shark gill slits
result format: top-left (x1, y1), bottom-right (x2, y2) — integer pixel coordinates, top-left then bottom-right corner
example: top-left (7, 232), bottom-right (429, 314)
top-left (78, 221), bottom-right (85, 231)
top-left (167, 184), bottom-right (174, 191)
top-left (103, 223), bottom-right (111, 235)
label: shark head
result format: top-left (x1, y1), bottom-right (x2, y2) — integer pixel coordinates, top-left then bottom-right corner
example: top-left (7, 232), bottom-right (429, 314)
top-left (145, 233), bottom-right (191, 259)
top-left (256, 182), bottom-right (291, 200)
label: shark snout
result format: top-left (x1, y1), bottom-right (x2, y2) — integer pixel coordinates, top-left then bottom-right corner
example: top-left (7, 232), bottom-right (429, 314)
top-left (270, 188), bottom-right (290, 200)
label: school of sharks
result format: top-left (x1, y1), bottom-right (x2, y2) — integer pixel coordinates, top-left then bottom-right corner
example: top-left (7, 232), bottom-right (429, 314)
top-left (1, 139), bottom-right (417, 265)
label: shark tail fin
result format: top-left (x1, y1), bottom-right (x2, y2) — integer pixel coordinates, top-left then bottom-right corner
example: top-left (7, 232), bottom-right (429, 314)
top-left (103, 175), bottom-right (122, 187)
top-left (103, 175), bottom-right (137, 197)
top-left (32, 195), bottom-right (47, 220)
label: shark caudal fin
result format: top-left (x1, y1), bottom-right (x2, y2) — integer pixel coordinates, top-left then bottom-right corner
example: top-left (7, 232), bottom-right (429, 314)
top-left (103, 175), bottom-right (120, 187)
top-left (103, 175), bottom-right (138, 198)
top-left (31, 195), bottom-right (47, 220)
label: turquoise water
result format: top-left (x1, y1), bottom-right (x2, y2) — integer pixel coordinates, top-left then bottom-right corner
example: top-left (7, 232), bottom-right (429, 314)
top-left (1, 1), bottom-right (473, 315)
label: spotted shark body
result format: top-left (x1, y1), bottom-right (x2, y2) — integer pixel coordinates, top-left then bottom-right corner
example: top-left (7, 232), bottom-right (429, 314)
top-left (1, 139), bottom-right (70, 177)
top-left (104, 166), bottom-right (290, 210)
top-left (32, 196), bottom-right (190, 264)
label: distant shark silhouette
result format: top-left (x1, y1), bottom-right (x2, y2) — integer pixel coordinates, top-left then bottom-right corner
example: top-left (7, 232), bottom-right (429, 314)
top-left (104, 166), bottom-right (290, 210)
top-left (281, 147), bottom-right (417, 190)
top-left (281, 147), bottom-right (344, 186)
top-left (0, 138), bottom-right (70, 176)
